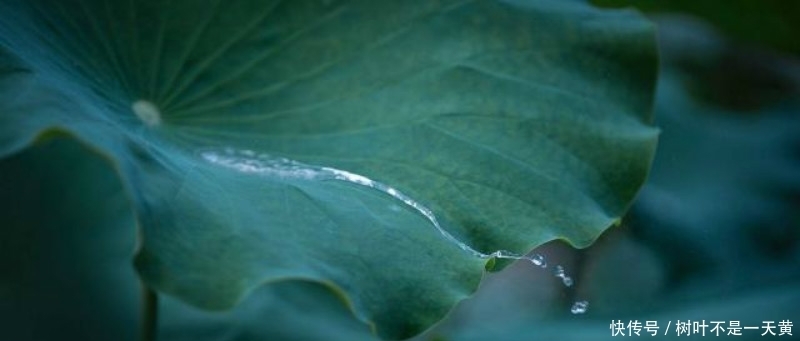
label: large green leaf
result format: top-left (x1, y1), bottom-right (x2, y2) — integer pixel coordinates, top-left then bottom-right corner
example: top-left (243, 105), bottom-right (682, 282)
top-left (150, 14), bottom-right (798, 341)
top-left (0, 0), bottom-right (657, 338)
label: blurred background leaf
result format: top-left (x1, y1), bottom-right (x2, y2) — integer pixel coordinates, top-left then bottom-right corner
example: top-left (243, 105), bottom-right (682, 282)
top-left (593, 0), bottom-right (800, 57)
top-left (0, 137), bottom-right (140, 341)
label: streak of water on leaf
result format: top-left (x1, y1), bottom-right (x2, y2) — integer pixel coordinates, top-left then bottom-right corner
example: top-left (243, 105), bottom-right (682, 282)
top-left (199, 147), bottom-right (587, 312)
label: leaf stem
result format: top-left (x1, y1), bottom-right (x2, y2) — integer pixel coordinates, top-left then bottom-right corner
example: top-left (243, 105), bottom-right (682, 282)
top-left (140, 284), bottom-right (158, 341)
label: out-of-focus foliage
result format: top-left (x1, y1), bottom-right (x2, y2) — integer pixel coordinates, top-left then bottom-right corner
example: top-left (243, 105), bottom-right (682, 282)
top-left (0, 137), bottom-right (140, 341)
top-left (593, 0), bottom-right (800, 57)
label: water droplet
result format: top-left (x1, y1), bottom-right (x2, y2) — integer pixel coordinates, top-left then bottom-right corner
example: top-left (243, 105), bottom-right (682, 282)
top-left (500, 250), bottom-right (520, 258)
top-left (529, 254), bottom-right (545, 267)
top-left (570, 300), bottom-right (589, 314)
top-left (554, 265), bottom-right (565, 277)
top-left (553, 265), bottom-right (574, 287)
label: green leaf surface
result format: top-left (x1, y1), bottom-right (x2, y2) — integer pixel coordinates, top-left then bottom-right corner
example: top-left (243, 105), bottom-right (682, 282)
top-left (0, 0), bottom-right (657, 338)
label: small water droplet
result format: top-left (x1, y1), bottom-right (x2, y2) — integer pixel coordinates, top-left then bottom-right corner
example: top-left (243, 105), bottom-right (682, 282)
top-left (553, 265), bottom-right (574, 287)
top-left (493, 250), bottom-right (519, 259)
top-left (570, 300), bottom-right (589, 314)
top-left (529, 254), bottom-right (545, 267)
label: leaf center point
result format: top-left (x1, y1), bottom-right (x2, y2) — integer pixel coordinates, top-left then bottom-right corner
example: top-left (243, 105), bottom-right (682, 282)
top-left (132, 100), bottom-right (162, 126)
